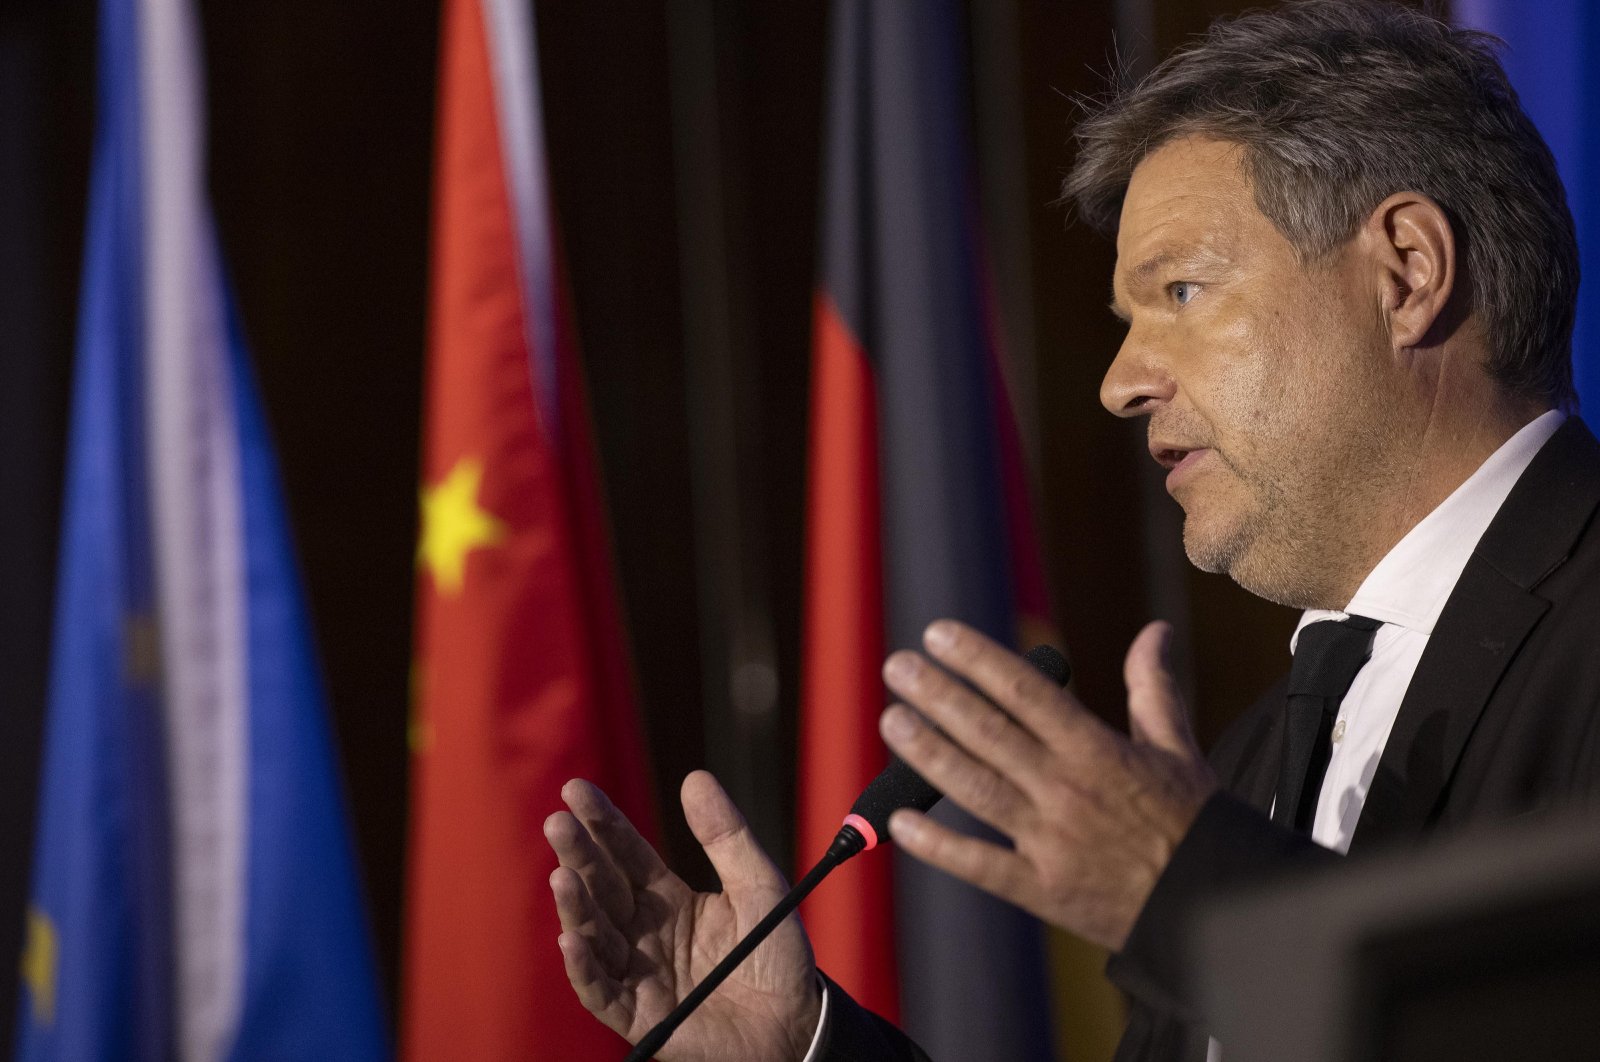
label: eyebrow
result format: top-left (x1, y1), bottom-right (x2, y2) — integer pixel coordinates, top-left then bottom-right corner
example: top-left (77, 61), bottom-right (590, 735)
top-left (1129, 251), bottom-right (1181, 289)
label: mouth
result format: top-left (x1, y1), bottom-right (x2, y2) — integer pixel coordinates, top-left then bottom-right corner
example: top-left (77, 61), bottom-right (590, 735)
top-left (1149, 441), bottom-right (1211, 488)
top-left (1149, 441), bottom-right (1207, 470)
top-left (1151, 446), bottom-right (1192, 471)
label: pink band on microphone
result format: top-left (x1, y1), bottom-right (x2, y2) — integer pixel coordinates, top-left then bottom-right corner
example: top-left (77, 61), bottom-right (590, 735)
top-left (842, 813), bottom-right (879, 850)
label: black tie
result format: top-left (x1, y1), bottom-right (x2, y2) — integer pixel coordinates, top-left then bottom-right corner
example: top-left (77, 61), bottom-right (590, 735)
top-left (1273, 615), bottom-right (1380, 833)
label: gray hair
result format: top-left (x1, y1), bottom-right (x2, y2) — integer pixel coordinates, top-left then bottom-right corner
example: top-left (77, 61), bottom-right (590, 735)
top-left (1065, 0), bottom-right (1579, 409)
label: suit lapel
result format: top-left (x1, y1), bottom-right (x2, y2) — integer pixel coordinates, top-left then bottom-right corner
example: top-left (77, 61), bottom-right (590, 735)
top-left (1350, 561), bottom-right (1546, 850)
top-left (1211, 675), bottom-right (1288, 813)
top-left (1350, 417), bottom-right (1600, 853)
top-left (1236, 710), bottom-right (1284, 814)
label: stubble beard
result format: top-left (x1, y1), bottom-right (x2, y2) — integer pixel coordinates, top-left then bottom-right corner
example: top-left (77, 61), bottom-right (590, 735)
top-left (1183, 483), bottom-right (1326, 609)
top-left (1180, 426), bottom-right (1406, 611)
top-left (1177, 449), bottom-right (1304, 602)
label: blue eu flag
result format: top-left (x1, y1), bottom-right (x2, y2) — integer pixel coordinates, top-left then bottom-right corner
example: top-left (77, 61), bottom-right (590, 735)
top-left (16, 1), bottom-right (390, 1059)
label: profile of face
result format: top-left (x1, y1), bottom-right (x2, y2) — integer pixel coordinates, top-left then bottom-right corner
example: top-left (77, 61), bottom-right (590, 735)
top-left (1102, 136), bottom-right (1417, 609)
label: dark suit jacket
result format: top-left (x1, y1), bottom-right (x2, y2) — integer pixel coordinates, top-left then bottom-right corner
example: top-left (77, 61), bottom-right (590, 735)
top-left (819, 416), bottom-right (1600, 1062)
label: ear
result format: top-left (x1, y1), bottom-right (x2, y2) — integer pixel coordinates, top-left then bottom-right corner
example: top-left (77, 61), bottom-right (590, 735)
top-left (1362, 192), bottom-right (1457, 350)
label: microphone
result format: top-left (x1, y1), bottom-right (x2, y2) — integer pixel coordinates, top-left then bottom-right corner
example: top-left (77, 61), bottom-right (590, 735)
top-left (622, 643), bottom-right (1071, 1062)
top-left (843, 643), bottom-right (1070, 851)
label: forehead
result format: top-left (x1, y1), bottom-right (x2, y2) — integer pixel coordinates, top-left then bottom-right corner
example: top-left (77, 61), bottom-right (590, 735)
top-left (1114, 137), bottom-right (1275, 282)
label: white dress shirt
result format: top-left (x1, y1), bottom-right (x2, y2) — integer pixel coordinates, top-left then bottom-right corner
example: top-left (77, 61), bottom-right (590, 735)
top-left (1294, 409), bottom-right (1564, 855)
top-left (809, 410), bottom-right (1566, 1062)
top-left (803, 976), bottom-right (830, 1060)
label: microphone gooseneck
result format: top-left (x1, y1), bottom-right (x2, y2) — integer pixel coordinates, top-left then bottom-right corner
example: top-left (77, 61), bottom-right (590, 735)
top-left (843, 643), bottom-right (1070, 850)
top-left (621, 826), bottom-right (864, 1062)
top-left (621, 643), bottom-right (1070, 1062)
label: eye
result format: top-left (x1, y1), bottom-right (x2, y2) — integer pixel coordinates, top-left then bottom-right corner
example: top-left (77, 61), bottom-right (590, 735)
top-left (1170, 281), bottom-right (1198, 307)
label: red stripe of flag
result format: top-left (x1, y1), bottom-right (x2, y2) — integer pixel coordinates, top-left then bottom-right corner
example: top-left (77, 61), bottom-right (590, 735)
top-left (796, 291), bottom-right (898, 1021)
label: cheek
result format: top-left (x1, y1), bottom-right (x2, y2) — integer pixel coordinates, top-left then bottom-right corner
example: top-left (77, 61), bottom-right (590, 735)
top-left (1222, 289), bottom-right (1372, 425)
top-left (1189, 306), bottom-right (1287, 434)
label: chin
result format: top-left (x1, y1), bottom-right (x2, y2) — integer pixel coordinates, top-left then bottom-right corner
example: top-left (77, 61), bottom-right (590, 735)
top-left (1207, 538), bottom-right (1329, 610)
top-left (1179, 482), bottom-right (1340, 606)
top-left (1180, 510), bottom-right (1243, 576)
top-left (1182, 514), bottom-right (1303, 605)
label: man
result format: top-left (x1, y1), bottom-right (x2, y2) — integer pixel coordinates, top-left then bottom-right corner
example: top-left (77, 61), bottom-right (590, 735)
top-left (543, 2), bottom-right (1600, 1058)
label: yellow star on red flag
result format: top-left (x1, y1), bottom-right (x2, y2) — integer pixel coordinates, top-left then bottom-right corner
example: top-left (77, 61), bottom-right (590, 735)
top-left (418, 458), bottom-right (506, 596)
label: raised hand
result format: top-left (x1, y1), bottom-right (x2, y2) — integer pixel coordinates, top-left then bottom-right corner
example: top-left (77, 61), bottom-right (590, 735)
top-left (878, 619), bottom-right (1218, 951)
top-left (545, 771), bottom-right (822, 1061)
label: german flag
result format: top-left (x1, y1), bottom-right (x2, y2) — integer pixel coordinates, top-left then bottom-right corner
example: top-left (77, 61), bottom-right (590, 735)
top-left (797, 1), bottom-right (1059, 1058)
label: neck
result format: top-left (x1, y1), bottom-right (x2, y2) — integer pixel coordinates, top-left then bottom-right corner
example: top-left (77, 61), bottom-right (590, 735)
top-left (1319, 381), bottom-right (1551, 608)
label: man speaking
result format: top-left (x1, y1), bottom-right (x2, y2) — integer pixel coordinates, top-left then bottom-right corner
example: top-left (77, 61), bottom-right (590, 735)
top-left (543, 2), bottom-right (1600, 1058)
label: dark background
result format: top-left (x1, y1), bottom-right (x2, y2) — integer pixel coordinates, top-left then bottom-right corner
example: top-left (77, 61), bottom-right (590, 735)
top-left (1, 0), bottom-right (1434, 1049)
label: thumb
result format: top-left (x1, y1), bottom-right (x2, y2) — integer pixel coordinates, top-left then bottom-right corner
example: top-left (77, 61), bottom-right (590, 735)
top-left (1124, 621), bottom-right (1196, 755)
top-left (681, 770), bottom-right (788, 900)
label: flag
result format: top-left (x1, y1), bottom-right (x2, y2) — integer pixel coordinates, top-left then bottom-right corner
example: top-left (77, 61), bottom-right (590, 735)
top-left (15, 0), bottom-right (390, 1059)
top-left (401, 0), bottom-right (658, 1058)
top-left (797, 1), bottom-right (1059, 1057)
top-left (1453, 1), bottom-right (1600, 410)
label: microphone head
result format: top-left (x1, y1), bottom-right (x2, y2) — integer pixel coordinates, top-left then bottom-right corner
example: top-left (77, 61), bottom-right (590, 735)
top-left (1023, 643), bottom-right (1070, 688)
top-left (844, 758), bottom-right (942, 848)
top-left (843, 644), bottom-right (1071, 849)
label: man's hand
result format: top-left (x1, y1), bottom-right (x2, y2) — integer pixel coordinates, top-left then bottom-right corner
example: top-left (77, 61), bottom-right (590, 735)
top-left (545, 771), bottom-right (822, 1061)
top-left (879, 619), bottom-right (1217, 951)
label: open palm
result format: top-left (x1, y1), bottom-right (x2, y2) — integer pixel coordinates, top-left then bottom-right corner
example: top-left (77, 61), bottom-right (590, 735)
top-left (545, 772), bottom-right (821, 1061)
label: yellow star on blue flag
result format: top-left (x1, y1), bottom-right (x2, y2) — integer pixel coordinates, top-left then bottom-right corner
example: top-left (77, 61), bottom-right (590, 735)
top-left (20, 906), bottom-right (57, 1027)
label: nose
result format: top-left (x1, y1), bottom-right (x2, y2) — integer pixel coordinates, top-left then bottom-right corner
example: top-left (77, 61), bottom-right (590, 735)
top-left (1099, 330), bottom-right (1175, 418)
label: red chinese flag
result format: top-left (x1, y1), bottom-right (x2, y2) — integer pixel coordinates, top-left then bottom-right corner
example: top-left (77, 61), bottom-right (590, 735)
top-left (402, 1), bottom-right (657, 1059)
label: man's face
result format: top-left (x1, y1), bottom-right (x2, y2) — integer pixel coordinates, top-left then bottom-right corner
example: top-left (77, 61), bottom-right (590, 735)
top-left (1103, 137), bottom-right (1410, 608)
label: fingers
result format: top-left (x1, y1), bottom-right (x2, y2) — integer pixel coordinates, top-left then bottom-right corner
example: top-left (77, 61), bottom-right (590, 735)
top-left (880, 704), bottom-right (1032, 833)
top-left (681, 770), bottom-right (788, 899)
top-left (882, 650), bottom-right (1047, 779)
top-left (886, 808), bottom-right (1033, 907)
top-left (550, 863), bottom-right (631, 974)
top-left (545, 804), bottom-right (639, 929)
top-left (1123, 621), bottom-right (1197, 755)
top-left (920, 620), bottom-right (1113, 755)
top-left (562, 779), bottom-right (673, 892)
top-left (557, 930), bottom-right (629, 1031)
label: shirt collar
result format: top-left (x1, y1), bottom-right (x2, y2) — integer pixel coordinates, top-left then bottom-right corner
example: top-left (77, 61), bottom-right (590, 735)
top-left (1291, 410), bottom-right (1567, 654)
